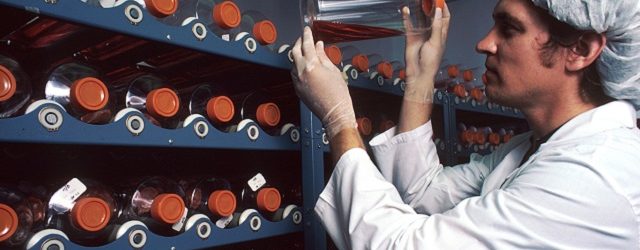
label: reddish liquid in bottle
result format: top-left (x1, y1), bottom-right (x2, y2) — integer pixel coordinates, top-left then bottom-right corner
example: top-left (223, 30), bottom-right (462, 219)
top-left (311, 21), bottom-right (403, 44)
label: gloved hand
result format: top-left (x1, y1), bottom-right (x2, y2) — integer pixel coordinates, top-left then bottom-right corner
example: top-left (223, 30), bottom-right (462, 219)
top-left (402, 3), bottom-right (450, 104)
top-left (291, 27), bottom-right (357, 139)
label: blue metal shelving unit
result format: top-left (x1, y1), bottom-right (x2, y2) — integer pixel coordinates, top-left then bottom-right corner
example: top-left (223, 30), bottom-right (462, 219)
top-left (0, 0), bottom-right (527, 249)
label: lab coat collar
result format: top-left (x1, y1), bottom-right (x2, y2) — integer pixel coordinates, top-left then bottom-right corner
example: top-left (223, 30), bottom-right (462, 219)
top-left (541, 101), bottom-right (637, 146)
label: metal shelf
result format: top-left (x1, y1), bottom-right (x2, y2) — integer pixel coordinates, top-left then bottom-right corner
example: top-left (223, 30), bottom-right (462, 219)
top-left (451, 96), bottom-right (524, 119)
top-left (0, 102), bottom-right (301, 151)
top-left (26, 207), bottom-right (304, 250)
top-left (453, 142), bottom-right (494, 158)
top-left (0, 0), bottom-right (293, 70)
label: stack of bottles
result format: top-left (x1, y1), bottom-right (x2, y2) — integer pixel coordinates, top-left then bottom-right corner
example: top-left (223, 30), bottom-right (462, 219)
top-left (0, 173), bottom-right (299, 248)
top-left (457, 123), bottom-right (516, 153)
top-left (0, 53), bottom-right (296, 139)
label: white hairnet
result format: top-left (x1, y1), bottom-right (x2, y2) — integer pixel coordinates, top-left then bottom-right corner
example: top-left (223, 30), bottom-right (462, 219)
top-left (530, 0), bottom-right (640, 112)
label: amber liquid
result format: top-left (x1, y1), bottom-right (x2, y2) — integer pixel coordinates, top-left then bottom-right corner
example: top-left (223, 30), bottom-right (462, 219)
top-left (311, 21), bottom-right (403, 44)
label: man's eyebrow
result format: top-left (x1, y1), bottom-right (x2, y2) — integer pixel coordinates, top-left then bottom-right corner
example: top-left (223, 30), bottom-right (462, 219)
top-left (493, 11), bottom-right (525, 30)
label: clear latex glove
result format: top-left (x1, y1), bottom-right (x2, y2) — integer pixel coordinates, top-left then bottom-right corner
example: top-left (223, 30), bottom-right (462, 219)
top-left (402, 4), bottom-right (451, 104)
top-left (291, 27), bottom-right (357, 139)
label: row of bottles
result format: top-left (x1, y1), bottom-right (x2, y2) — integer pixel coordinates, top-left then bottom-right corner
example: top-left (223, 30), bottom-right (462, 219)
top-left (0, 54), bottom-right (293, 134)
top-left (0, 173), bottom-right (299, 248)
top-left (435, 63), bottom-right (486, 104)
top-left (435, 62), bottom-right (522, 116)
top-left (81, 0), bottom-right (290, 54)
top-left (457, 123), bottom-right (516, 153)
top-left (323, 45), bottom-right (406, 85)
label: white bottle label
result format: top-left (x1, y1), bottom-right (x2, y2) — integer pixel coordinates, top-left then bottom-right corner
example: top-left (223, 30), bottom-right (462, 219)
top-left (172, 208), bottom-right (189, 232)
top-left (49, 178), bottom-right (87, 213)
top-left (216, 215), bottom-right (233, 229)
top-left (248, 173), bottom-right (266, 192)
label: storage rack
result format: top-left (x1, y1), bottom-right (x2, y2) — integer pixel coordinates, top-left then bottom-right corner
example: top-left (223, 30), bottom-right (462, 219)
top-left (0, 0), bottom-right (524, 249)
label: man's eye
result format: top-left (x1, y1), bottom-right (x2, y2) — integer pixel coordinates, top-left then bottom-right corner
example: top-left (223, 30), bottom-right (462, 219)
top-left (498, 23), bottom-right (517, 37)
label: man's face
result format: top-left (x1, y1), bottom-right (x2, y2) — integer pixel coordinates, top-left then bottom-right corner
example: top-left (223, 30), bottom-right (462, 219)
top-left (476, 0), bottom-right (565, 109)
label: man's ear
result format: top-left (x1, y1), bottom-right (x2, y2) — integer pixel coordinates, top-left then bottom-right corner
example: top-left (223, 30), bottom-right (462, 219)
top-left (565, 32), bottom-right (606, 72)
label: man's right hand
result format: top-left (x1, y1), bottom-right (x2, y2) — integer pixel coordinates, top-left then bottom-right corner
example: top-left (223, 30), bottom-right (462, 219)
top-left (291, 27), bottom-right (357, 139)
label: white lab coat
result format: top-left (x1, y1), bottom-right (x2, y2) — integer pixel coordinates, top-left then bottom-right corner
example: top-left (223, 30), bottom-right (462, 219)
top-left (315, 101), bottom-right (640, 249)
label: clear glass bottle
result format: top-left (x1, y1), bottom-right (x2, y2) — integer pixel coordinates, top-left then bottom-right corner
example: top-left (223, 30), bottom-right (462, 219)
top-left (45, 178), bottom-right (119, 246)
top-left (0, 187), bottom-right (37, 249)
top-left (125, 74), bottom-right (182, 128)
top-left (181, 177), bottom-right (236, 227)
top-left (234, 173), bottom-right (282, 220)
top-left (232, 90), bottom-right (281, 135)
top-left (186, 84), bottom-right (235, 131)
top-left (366, 54), bottom-right (394, 80)
top-left (340, 46), bottom-right (369, 79)
top-left (458, 123), bottom-right (476, 149)
top-left (0, 54), bottom-right (32, 118)
top-left (236, 11), bottom-right (278, 47)
top-left (195, 0), bottom-right (242, 41)
top-left (302, 0), bottom-right (440, 44)
top-left (44, 62), bottom-right (113, 124)
top-left (324, 45), bottom-right (343, 66)
top-left (120, 176), bottom-right (187, 236)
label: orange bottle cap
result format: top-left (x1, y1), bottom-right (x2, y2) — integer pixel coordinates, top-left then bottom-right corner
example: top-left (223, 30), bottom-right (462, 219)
top-left (398, 69), bottom-right (406, 81)
top-left (474, 132), bottom-right (486, 144)
top-left (0, 204), bottom-right (18, 242)
top-left (460, 131), bottom-right (474, 144)
top-left (422, 0), bottom-right (434, 15)
top-left (253, 20), bottom-right (277, 45)
top-left (447, 65), bottom-right (459, 78)
top-left (146, 87), bottom-right (180, 119)
top-left (256, 102), bottom-right (281, 128)
top-left (463, 70), bottom-right (474, 82)
top-left (377, 62), bottom-right (393, 79)
top-left (144, 0), bottom-right (178, 17)
top-left (452, 84), bottom-right (466, 98)
top-left (488, 133), bottom-right (501, 145)
top-left (503, 134), bottom-right (513, 143)
top-left (379, 120), bottom-right (395, 132)
top-left (70, 77), bottom-right (109, 112)
top-left (206, 96), bottom-right (234, 124)
top-left (256, 188), bottom-right (281, 213)
top-left (213, 1), bottom-right (241, 29)
top-left (422, 0), bottom-right (444, 15)
top-left (207, 190), bottom-right (236, 217)
top-left (324, 45), bottom-right (342, 65)
top-left (71, 197), bottom-right (112, 232)
top-left (352, 54), bottom-right (369, 72)
top-left (470, 88), bottom-right (484, 102)
top-left (356, 117), bottom-right (372, 136)
top-left (151, 193), bottom-right (185, 224)
top-left (0, 65), bottom-right (16, 102)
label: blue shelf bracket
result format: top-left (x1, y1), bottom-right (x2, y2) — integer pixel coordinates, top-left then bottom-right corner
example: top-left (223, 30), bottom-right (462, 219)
top-left (299, 101), bottom-right (327, 250)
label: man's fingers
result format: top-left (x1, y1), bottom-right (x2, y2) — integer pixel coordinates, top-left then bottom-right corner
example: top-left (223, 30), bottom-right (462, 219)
top-left (316, 41), bottom-right (338, 69)
top-left (441, 3), bottom-right (451, 43)
top-left (302, 26), bottom-right (318, 62)
top-left (292, 37), bottom-right (303, 63)
top-left (429, 8), bottom-right (444, 47)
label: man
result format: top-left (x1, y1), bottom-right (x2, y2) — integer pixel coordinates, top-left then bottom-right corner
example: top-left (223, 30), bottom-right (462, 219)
top-left (292, 0), bottom-right (640, 249)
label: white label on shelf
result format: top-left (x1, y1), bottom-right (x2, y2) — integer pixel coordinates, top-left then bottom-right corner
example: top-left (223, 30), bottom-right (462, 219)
top-left (49, 178), bottom-right (87, 213)
top-left (172, 208), bottom-right (189, 232)
top-left (216, 215), bottom-right (234, 229)
top-left (222, 34), bottom-right (230, 41)
top-left (248, 173), bottom-right (266, 192)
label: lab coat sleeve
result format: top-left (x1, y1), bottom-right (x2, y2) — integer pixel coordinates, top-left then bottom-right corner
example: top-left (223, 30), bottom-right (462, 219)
top-left (369, 122), bottom-right (494, 214)
top-left (315, 148), bottom-right (637, 249)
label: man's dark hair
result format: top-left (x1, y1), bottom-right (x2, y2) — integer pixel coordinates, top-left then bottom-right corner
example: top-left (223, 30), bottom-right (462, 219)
top-left (534, 7), bottom-right (612, 106)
